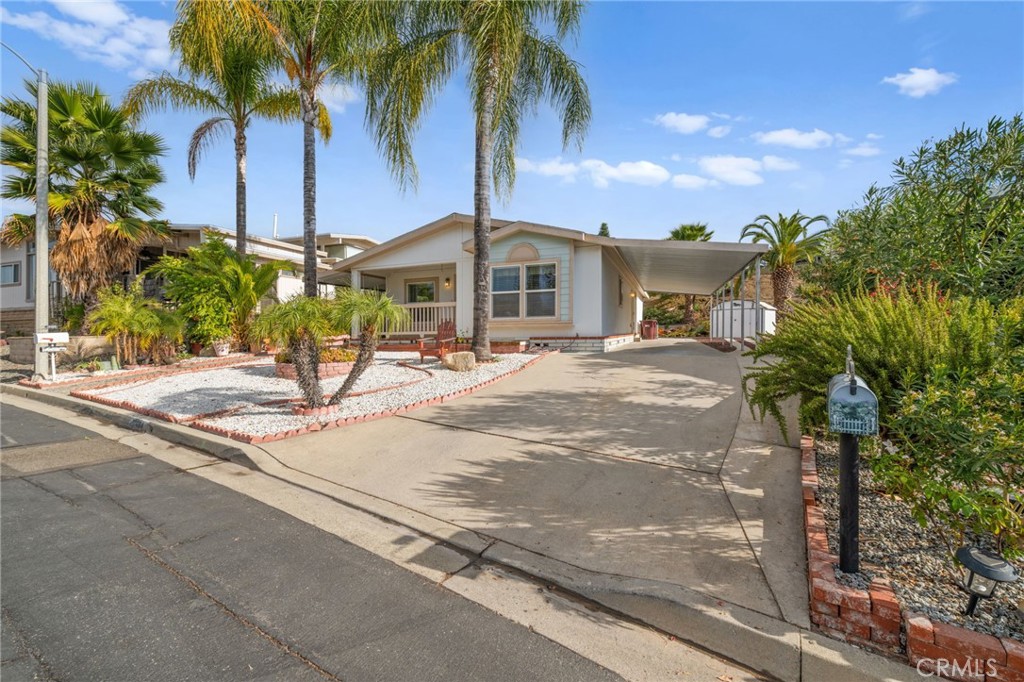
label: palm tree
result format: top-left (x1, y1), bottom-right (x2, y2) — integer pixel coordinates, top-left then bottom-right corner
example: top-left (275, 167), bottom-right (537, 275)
top-left (364, 0), bottom-right (592, 361)
top-left (328, 289), bottom-right (409, 404)
top-left (124, 35), bottom-right (305, 256)
top-left (667, 223), bottom-right (714, 324)
top-left (250, 295), bottom-right (344, 408)
top-left (740, 212), bottom-right (830, 312)
top-left (1, 80), bottom-right (168, 309)
top-left (172, 1), bottom-right (395, 296)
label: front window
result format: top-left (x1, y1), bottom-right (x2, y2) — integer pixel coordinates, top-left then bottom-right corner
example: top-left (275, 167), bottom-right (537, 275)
top-left (490, 262), bottom-right (557, 319)
top-left (406, 281), bottom-right (436, 303)
top-left (491, 266), bottom-right (520, 318)
top-left (1, 262), bottom-right (20, 286)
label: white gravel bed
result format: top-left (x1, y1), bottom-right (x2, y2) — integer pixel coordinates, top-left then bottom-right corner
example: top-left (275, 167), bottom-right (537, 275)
top-left (816, 440), bottom-right (1023, 641)
top-left (79, 354), bottom-right (427, 420)
top-left (197, 352), bottom-right (538, 436)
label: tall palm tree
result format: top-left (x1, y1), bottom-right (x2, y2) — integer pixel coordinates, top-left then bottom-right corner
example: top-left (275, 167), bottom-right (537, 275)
top-left (667, 222), bottom-right (714, 324)
top-left (740, 212), bottom-right (830, 312)
top-left (172, 0), bottom-right (395, 296)
top-left (1, 80), bottom-right (168, 308)
top-left (365, 0), bottom-right (592, 361)
top-left (124, 35), bottom-right (306, 255)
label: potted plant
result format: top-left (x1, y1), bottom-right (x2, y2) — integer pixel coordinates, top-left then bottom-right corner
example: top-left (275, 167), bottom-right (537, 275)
top-left (183, 293), bottom-right (232, 357)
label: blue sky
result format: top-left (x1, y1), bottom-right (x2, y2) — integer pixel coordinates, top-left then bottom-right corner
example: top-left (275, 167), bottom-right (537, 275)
top-left (2, 1), bottom-right (1022, 243)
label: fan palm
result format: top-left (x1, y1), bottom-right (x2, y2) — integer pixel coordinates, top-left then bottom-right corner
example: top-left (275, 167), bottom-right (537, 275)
top-left (364, 0), bottom-right (592, 361)
top-left (172, 0), bottom-right (397, 296)
top-left (124, 35), bottom-right (307, 255)
top-left (328, 289), bottom-right (409, 404)
top-left (667, 222), bottom-right (714, 324)
top-left (740, 212), bottom-right (830, 312)
top-left (1, 80), bottom-right (168, 307)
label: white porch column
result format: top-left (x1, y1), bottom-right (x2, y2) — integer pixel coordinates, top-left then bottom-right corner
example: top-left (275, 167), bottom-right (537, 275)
top-left (350, 269), bottom-right (361, 337)
top-left (454, 258), bottom-right (473, 337)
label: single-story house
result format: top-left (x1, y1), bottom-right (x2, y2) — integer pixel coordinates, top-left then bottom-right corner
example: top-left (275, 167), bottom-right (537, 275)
top-left (321, 213), bottom-right (768, 352)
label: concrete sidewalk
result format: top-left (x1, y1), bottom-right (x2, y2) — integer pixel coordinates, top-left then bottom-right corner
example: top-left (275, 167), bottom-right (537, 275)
top-left (2, 340), bottom-right (920, 681)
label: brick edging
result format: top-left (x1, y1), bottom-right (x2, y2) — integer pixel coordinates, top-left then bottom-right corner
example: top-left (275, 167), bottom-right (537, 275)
top-left (71, 351), bottom-right (555, 445)
top-left (802, 437), bottom-right (1023, 681)
top-left (20, 354), bottom-right (263, 390)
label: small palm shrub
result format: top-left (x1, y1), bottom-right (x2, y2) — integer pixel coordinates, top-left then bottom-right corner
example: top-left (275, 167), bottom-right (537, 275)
top-left (88, 283), bottom-right (183, 365)
top-left (327, 289), bottom-right (409, 406)
top-left (743, 286), bottom-right (997, 437)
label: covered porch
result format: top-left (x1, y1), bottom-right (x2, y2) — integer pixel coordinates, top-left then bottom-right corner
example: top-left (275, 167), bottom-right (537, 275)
top-left (351, 263), bottom-right (460, 336)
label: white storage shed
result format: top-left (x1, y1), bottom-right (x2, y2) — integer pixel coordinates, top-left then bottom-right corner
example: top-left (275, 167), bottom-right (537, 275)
top-left (710, 300), bottom-right (777, 339)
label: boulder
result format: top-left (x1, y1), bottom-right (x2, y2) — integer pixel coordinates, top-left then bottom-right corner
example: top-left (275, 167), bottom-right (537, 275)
top-left (442, 351), bottom-right (476, 372)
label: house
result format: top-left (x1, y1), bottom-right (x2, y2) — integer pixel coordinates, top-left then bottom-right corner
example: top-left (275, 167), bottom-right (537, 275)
top-left (321, 213), bottom-right (768, 352)
top-left (0, 225), bottom-right (379, 336)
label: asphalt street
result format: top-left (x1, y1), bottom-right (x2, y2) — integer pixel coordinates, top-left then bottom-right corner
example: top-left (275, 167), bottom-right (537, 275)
top-left (0, 404), bottom-right (623, 682)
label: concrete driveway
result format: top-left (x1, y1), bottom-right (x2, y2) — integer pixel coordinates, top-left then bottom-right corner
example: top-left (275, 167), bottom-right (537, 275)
top-left (261, 339), bottom-right (807, 627)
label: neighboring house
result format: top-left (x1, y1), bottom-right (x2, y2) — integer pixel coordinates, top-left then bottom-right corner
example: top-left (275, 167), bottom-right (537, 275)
top-left (0, 225), bottom-right (380, 336)
top-left (321, 213), bottom-right (767, 352)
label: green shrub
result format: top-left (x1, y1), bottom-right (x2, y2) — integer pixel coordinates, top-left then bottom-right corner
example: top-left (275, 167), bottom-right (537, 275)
top-left (87, 283), bottom-right (184, 365)
top-left (743, 286), bottom-right (998, 437)
top-left (872, 357), bottom-right (1024, 559)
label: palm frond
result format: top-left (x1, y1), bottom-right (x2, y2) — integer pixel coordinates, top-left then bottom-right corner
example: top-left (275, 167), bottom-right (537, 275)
top-left (186, 117), bottom-right (231, 180)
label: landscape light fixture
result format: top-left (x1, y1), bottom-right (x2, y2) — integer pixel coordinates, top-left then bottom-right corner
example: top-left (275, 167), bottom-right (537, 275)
top-left (955, 545), bottom-right (1019, 617)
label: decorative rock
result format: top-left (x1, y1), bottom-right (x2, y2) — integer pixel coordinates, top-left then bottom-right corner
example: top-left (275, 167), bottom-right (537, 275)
top-left (442, 351), bottom-right (476, 372)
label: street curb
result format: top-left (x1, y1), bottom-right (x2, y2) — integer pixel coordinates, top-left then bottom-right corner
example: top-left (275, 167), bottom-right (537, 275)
top-left (1, 383), bottom-right (257, 470)
top-left (1, 381), bottom-right (919, 682)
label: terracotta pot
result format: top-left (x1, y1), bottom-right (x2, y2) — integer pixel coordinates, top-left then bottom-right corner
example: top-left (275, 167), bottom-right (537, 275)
top-left (190, 342), bottom-right (203, 355)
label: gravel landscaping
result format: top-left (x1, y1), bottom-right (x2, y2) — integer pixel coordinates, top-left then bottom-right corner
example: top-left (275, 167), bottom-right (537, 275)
top-left (816, 439), bottom-right (1023, 641)
top-left (77, 352), bottom-right (541, 436)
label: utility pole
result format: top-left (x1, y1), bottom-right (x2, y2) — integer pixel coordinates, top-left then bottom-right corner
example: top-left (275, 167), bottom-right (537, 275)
top-left (2, 42), bottom-right (50, 380)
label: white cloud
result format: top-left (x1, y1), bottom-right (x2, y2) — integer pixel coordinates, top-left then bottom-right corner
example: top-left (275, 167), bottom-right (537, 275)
top-left (844, 143), bottom-right (882, 157)
top-left (882, 67), bottom-right (958, 97)
top-left (753, 128), bottom-right (835, 149)
top-left (320, 83), bottom-right (360, 113)
top-left (838, 159), bottom-right (855, 169)
top-left (517, 157), bottom-right (672, 188)
top-left (900, 2), bottom-right (930, 21)
top-left (762, 155), bottom-right (800, 171)
top-left (669, 153), bottom-right (683, 162)
top-left (653, 112), bottom-right (710, 134)
top-left (1, 1), bottom-right (172, 77)
top-left (516, 156), bottom-right (579, 180)
top-left (698, 155), bottom-right (764, 186)
top-left (580, 159), bottom-right (671, 188)
top-left (707, 125), bottom-right (731, 139)
top-left (834, 133), bottom-right (853, 145)
top-left (866, 132), bottom-right (884, 140)
top-left (671, 174), bottom-right (715, 190)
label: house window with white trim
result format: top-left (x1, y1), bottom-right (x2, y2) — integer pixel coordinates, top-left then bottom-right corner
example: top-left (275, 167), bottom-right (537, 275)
top-left (1, 262), bottom-right (20, 286)
top-left (406, 281), bottom-right (436, 303)
top-left (490, 262), bottom-right (557, 319)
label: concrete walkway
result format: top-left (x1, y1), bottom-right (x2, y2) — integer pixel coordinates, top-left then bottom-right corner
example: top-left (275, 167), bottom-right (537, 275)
top-left (261, 340), bottom-right (808, 628)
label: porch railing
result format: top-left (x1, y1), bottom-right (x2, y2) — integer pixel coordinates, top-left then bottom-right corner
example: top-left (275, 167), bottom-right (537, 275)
top-left (389, 302), bottom-right (457, 335)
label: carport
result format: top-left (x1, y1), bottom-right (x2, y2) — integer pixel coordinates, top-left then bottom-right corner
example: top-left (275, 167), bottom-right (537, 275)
top-left (610, 238), bottom-right (770, 342)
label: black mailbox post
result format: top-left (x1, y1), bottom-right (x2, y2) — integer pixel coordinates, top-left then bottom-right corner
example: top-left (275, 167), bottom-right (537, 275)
top-left (826, 346), bottom-right (878, 574)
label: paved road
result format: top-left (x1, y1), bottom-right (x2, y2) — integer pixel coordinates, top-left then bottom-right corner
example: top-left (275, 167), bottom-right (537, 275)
top-left (0, 405), bottom-right (622, 682)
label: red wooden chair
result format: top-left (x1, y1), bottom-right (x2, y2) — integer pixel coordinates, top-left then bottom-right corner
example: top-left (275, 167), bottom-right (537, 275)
top-left (417, 320), bottom-right (457, 363)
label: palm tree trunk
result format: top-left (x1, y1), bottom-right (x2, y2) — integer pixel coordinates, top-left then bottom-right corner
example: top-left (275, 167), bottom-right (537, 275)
top-left (682, 294), bottom-right (696, 325)
top-left (471, 80), bottom-right (496, 363)
top-left (772, 265), bottom-right (795, 313)
top-left (292, 336), bottom-right (324, 408)
top-left (300, 91), bottom-right (318, 298)
top-left (234, 126), bottom-right (248, 256)
top-left (330, 328), bottom-right (376, 404)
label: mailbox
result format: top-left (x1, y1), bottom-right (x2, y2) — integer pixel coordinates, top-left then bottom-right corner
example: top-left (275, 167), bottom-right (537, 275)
top-left (34, 331), bottom-right (70, 344)
top-left (827, 348), bottom-right (878, 436)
